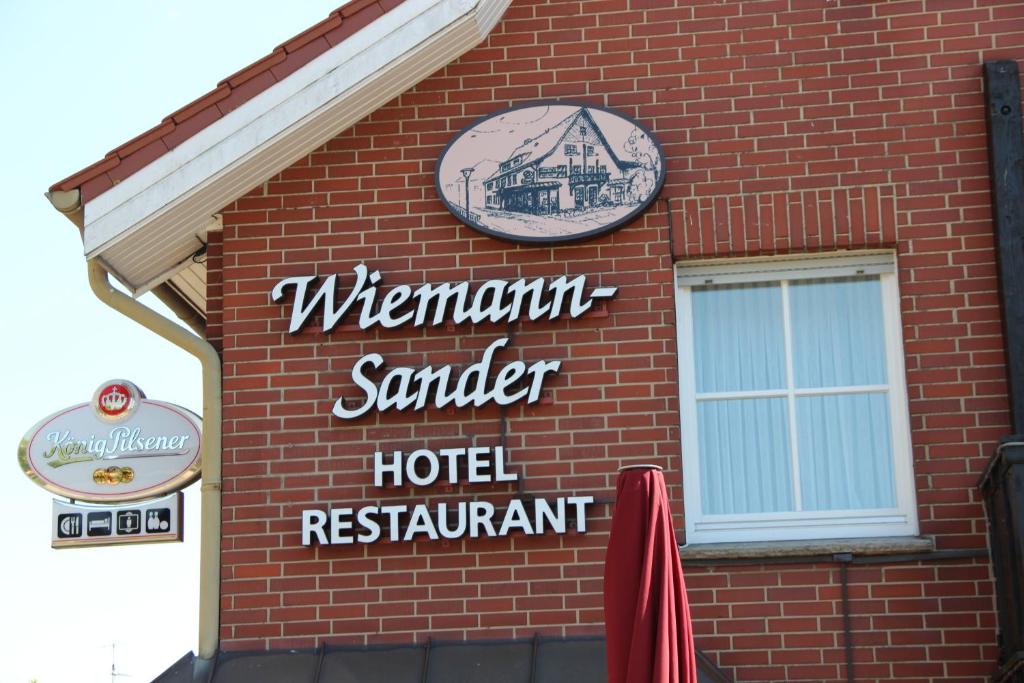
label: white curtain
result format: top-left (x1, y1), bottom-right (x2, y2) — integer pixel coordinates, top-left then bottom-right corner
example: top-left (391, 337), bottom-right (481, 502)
top-left (691, 276), bottom-right (896, 516)
top-left (698, 398), bottom-right (793, 514)
top-left (797, 393), bottom-right (895, 510)
top-left (789, 278), bottom-right (887, 388)
top-left (692, 282), bottom-right (785, 393)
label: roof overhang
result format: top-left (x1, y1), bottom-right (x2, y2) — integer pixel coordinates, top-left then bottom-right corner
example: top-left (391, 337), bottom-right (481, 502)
top-left (73, 0), bottom-right (511, 309)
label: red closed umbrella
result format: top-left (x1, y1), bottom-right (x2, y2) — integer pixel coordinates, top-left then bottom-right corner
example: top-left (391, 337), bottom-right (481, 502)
top-left (604, 465), bottom-right (697, 683)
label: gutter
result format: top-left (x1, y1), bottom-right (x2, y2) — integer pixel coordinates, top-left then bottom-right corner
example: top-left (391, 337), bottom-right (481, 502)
top-left (46, 189), bottom-right (206, 336)
top-left (47, 189), bottom-right (222, 670)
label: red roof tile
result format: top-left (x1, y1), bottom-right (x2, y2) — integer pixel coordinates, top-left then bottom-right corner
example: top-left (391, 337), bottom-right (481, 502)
top-left (168, 85), bottom-right (231, 124)
top-left (50, 1), bottom-right (404, 202)
top-left (279, 15), bottom-right (344, 54)
top-left (338, 0), bottom-right (382, 17)
top-left (162, 104), bottom-right (222, 151)
top-left (217, 70), bottom-right (278, 117)
top-left (218, 51), bottom-right (287, 89)
top-left (271, 37), bottom-right (333, 82)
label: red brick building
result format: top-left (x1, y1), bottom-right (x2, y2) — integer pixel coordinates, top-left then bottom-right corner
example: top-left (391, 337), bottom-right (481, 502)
top-left (48, 1), bottom-right (1024, 681)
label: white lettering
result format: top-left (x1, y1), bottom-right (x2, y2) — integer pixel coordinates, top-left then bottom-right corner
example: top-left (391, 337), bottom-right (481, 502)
top-left (377, 367), bottom-right (416, 411)
top-left (534, 498), bottom-right (566, 534)
top-left (356, 506), bottom-right (381, 543)
top-left (437, 502), bottom-right (467, 539)
top-left (567, 496), bottom-right (594, 534)
top-left (406, 449), bottom-right (440, 487)
top-left (378, 284), bottom-right (414, 327)
top-left (380, 505), bottom-right (406, 542)
top-left (300, 494), bottom-right (592, 545)
top-left (301, 510), bottom-right (328, 545)
top-left (334, 340), bottom-right (560, 420)
top-left (374, 450), bottom-right (403, 487)
top-left (498, 499), bottom-right (534, 536)
top-left (439, 448), bottom-right (464, 484)
top-left (333, 354), bottom-right (383, 419)
top-left (405, 505), bottom-right (440, 541)
top-left (270, 264), bottom-right (373, 334)
top-left (330, 508), bottom-right (354, 544)
top-left (466, 447), bottom-right (491, 484)
top-left (493, 446), bottom-right (517, 483)
top-left (272, 265), bottom-right (618, 333)
top-left (468, 280), bottom-right (512, 323)
top-left (468, 501), bottom-right (497, 538)
top-left (507, 277), bottom-right (550, 321)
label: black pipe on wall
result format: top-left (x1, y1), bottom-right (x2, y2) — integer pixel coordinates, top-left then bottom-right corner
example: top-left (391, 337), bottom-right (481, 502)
top-left (984, 60), bottom-right (1024, 433)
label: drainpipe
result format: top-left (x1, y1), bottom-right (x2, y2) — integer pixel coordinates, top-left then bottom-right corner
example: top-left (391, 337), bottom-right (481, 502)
top-left (47, 188), bottom-right (223, 670)
top-left (86, 262), bottom-right (222, 668)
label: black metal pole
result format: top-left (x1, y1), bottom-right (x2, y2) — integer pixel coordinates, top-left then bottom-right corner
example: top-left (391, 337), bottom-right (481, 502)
top-left (835, 553), bottom-right (855, 683)
top-left (984, 60), bottom-right (1024, 433)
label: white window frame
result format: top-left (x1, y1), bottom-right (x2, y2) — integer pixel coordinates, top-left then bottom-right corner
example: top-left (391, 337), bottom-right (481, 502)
top-left (675, 251), bottom-right (919, 544)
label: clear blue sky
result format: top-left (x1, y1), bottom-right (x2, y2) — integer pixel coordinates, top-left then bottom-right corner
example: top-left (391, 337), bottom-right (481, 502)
top-left (0, 2), bottom-right (340, 681)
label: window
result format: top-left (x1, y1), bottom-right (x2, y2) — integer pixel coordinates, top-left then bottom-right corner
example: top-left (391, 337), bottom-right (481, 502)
top-left (675, 252), bottom-right (917, 544)
top-left (565, 144), bottom-right (578, 156)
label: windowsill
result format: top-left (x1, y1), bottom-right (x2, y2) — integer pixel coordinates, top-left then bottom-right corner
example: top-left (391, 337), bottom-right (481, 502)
top-left (678, 535), bottom-right (935, 562)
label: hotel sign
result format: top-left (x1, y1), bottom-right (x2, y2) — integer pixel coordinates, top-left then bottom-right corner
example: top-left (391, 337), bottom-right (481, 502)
top-left (435, 102), bottom-right (665, 244)
top-left (274, 268), bottom-right (607, 545)
top-left (18, 380), bottom-right (202, 502)
top-left (302, 446), bottom-right (593, 546)
top-left (272, 264), bottom-right (617, 420)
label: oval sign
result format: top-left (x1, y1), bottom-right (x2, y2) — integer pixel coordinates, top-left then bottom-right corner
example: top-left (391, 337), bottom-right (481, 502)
top-left (435, 102), bottom-right (665, 244)
top-left (18, 380), bottom-right (201, 502)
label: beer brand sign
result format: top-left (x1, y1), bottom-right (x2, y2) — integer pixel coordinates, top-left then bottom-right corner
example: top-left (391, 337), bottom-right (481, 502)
top-left (435, 102), bottom-right (665, 244)
top-left (18, 380), bottom-right (202, 502)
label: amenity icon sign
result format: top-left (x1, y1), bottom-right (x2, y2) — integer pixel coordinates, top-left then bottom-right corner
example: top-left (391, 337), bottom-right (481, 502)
top-left (435, 102), bottom-right (665, 244)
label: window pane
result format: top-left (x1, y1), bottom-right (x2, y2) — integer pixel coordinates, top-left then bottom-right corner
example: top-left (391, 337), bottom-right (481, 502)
top-left (790, 277), bottom-right (887, 388)
top-left (692, 283), bottom-right (785, 393)
top-left (797, 393), bottom-right (896, 511)
top-left (698, 398), bottom-right (793, 514)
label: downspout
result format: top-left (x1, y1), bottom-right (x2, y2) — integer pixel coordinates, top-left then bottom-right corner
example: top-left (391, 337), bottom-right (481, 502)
top-left (86, 262), bottom-right (222, 667)
top-left (47, 189), bottom-right (222, 668)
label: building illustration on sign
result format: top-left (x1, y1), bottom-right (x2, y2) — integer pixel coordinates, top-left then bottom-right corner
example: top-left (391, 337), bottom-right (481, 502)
top-left (436, 104), bottom-right (664, 243)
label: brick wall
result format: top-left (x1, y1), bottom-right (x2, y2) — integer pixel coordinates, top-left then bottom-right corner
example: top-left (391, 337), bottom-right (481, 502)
top-left (687, 559), bottom-right (996, 681)
top-left (208, 0), bottom-right (1022, 680)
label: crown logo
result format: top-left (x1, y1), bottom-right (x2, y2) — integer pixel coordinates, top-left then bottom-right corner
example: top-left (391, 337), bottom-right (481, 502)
top-left (92, 380), bottom-right (142, 421)
top-left (100, 387), bottom-right (128, 413)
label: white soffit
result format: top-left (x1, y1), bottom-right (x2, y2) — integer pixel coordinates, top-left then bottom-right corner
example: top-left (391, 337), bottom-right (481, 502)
top-left (169, 262), bottom-right (208, 315)
top-left (83, 0), bottom-right (512, 296)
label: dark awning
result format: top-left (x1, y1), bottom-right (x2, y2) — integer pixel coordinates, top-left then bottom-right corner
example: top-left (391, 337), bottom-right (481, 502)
top-left (499, 181), bottom-right (562, 195)
top-left (153, 636), bottom-right (732, 683)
